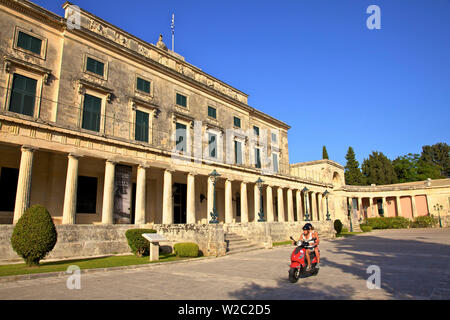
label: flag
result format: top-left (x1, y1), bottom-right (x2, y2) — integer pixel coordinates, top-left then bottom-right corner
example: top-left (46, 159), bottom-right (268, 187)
top-left (171, 13), bottom-right (175, 34)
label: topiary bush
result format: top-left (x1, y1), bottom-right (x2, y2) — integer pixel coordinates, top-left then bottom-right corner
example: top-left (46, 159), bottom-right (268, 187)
top-left (10, 204), bottom-right (57, 266)
top-left (360, 224), bottom-right (372, 232)
top-left (173, 242), bottom-right (199, 257)
top-left (341, 227), bottom-right (349, 233)
top-left (125, 228), bottom-right (156, 257)
top-left (334, 219), bottom-right (343, 234)
top-left (410, 216), bottom-right (438, 228)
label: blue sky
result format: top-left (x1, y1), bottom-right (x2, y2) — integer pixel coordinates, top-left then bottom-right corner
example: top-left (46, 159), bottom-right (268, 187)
top-left (34, 0), bottom-right (450, 166)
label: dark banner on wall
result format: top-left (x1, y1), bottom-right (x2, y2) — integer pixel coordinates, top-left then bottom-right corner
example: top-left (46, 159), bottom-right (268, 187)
top-left (114, 165), bottom-right (132, 224)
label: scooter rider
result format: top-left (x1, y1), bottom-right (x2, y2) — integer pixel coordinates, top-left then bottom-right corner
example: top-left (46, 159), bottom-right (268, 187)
top-left (294, 223), bottom-right (320, 271)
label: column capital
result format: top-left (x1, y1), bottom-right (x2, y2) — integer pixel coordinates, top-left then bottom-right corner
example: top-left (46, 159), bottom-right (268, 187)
top-left (21, 145), bottom-right (38, 152)
top-left (68, 153), bottom-right (83, 159)
top-left (106, 159), bottom-right (117, 165)
top-left (138, 164), bottom-right (149, 169)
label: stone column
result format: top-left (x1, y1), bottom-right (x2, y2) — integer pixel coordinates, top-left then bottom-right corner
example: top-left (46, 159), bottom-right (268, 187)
top-left (266, 185), bottom-right (274, 222)
top-left (381, 197), bottom-right (387, 217)
top-left (411, 195), bottom-right (417, 218)
top-left (296, 190), bottom-right (302, 221)
top-left (311, 192), bottom-right (317, 221)
top-left (134, 165), bottom-right (147, 225)
top-left (162, 169), bottom-right (173, 224)
top-left (101, 160), bottom-right (116, 224)
top-left (369, 197), bottom-right (374, 217)
top-left (254, 184), bottom-right (260, 223)
top-left (357, 197), bottom-right (363, 220)
top-left (186, 173), bottom-right (196, 224)
top-left (207, 176), bottom-right (214, 221)
top-left (13, 146), bottom-right (36, 224)
top-left (318, 193), bottom-right (323, 221)
top-left (396, 196), bottom-right (403, 217)
top-left (62, 154), bottom-right (81, 225)
top-left (277, 187), bottom-right (285, 222)
top-left (240, 182), bottom-right (249, 223)
top-left (287, 188), bottom-right (294, 222)
top-left (225, 179), bottom-right (233, 224)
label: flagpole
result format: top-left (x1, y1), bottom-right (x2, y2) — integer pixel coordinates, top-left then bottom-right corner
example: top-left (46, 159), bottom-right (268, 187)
top-left (171, 13), bottom-right (175, 52)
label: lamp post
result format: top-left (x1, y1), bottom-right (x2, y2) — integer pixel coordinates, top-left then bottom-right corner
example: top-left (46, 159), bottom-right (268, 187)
top-left (256, 177), bottom-right (265, 222)
top-left (302, 186), bottom-right (310, 221)
top-left (209, 169), bottom-right (220, 224)
top-left (323, 190), bottom-right (331, 221)
top-left (348, 200), bottom-right (353, 232)
top-left (433, 204), bottom-right (443, 228)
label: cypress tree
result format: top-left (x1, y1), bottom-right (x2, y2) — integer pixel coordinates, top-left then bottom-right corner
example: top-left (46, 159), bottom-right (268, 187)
top-left (322, 146), bottom-right (329, 160)
top-left (344, 147), bottom-right (365, 185)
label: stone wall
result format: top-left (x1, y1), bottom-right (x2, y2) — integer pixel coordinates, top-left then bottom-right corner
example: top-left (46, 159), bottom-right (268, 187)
top-left (0, 224), bottom-right (227, 263)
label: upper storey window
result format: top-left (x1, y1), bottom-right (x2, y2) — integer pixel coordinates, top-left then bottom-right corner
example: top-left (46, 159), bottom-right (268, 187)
top-left (136, 77), bottom-right (151, 94)
top-left (86, 57), bottom-right (105, 77)
top-left (9, 74), bottom-right (37, 117)
top-left (208, 106), bottom-right (216, 119)
top-left (253, 126), bottom-right (260, 136)
top-left (17, 31), bottom-right (42, 55)
top-left (233, 116), bottom-right (241, 128)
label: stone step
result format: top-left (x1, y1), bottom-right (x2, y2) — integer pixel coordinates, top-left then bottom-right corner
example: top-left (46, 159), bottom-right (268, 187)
top-left (228, 242), bottom-right (260, 251)
top-left (226, 246), bottom-right (266, 255)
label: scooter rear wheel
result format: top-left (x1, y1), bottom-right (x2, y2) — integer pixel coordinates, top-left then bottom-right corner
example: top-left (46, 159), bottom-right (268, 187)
top-left (288, 267), bottom-right (300, 283)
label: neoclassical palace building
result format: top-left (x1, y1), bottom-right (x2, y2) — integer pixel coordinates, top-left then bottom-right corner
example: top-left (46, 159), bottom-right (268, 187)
top-left (0, 0), bottom-right (448, 260)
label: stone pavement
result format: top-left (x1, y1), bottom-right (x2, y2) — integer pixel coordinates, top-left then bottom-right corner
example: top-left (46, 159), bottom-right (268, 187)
top-left (0, 228), bottom-right (449, 300)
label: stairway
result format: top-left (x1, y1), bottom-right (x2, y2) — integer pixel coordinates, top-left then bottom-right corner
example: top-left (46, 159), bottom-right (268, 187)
top-left (224, 232), bottom-right (265, 255)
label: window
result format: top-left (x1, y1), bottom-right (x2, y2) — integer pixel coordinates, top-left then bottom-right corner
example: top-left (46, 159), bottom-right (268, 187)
top-left (0, 167), bottom-right (19, 211)
top-left (136, 77), bottom-right (150, 94)
top-left (234, 140), bottom-right (242, 165)
top-left (86, 57), bottom-right (104, 77)
top-left (82, 93), bottom-right (102, 132)
top-left (17, 31), bottom-right (42, 55)
top-left (76, 176), bottom-right (97, 213)
top-left (234, 116), bottom-right (241, 128)
top-left (9, 74), bottom-right (37, 117)
top-left (176, 122), bottom-right (187, 152)
top-left (209, 133), bottom-right (217, 158)
top-left (272, 132), bottom-right (277, 142)
top-left (135, 110), bottom-right (149, 142)
top-left (208, 106), bottom-right (216, 119)
top-left (255, 148), bottom-right (261, 168)
top-left (176, 93), bottom-right (187, 107)
top-left (272, 153), bottom-right (279, 173)
top-left (253, 126), bottom-right (260, 136)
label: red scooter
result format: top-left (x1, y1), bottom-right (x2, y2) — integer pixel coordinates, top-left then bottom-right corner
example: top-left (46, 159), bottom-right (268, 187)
top-left (288, 236), bottom-right (319, 283)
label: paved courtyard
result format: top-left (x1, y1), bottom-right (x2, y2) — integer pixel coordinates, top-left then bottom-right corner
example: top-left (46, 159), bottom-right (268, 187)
top-left (0, 228), bottom-right (449, 300)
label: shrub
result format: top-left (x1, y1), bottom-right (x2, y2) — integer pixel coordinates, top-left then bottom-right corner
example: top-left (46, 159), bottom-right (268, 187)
top-left (125, 228), bottom-right (156, 257)
top-left (360, 225), bottom-right (372, 232)
top-left (10, 205), bottom-right (57, 266)
top-left (410, 216), bottom-right (438, 228)
top-left (366, 217), bottom-right (410, 229)
top-left (334, 219), bottom-right (343, 234)
top-left (173, 242), bottom-right (199, 257)
top-left (341, 227), bottom-right (349, 233)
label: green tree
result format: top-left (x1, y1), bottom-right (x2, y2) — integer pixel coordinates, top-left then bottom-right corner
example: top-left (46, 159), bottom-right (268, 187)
top-left (322, 146), bottom-right (329, 160)
top-left (362, 151), bottom-right (398, 185)
top-left (344, 147), bottom-right (365, 185)
top-left (393, 153), bottom-right (420, 183)
top-left (420, 142), bottom-right (450, 178)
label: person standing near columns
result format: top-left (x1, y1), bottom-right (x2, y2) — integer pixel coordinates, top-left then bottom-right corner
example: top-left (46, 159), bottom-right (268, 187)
top-left (134, 165), bottom-right (147, 225)
top-left (186, 172), bottom-right (196, 224)
top-left (277, 187), bottom-right (285, 222)
top-left (240, 182), bottom-right (249, 223)
top-left (225, 179), bottom-right (233, 223)
top-left (266, 185), bottom-right (274, 222)
top-left (102, 160), bottom-right (116, 224)
top-left (287, 189), bottom-right (294, 222)
top-left (13, 146), bottom-right (37, 224)
top-left (62, 153), bottom-right (81, 225)
top-left (162, 169), bottom-right (173, 224)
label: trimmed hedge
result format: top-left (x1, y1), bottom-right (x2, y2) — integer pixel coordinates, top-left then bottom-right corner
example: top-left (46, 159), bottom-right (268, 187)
top-left (365, 217), bottom-right (410, 229)
top-left (125, 229), bottom-right (156, 257)
top-left (360, 225), bottom-right (373, 232)
top-left (341, 227), bottom-right (349, 233)
top-left (173, 242), bottom-right (199, 257)
top-left (334, 219), bottom-right (343, 234)
top-left (11, 204), bottom-right (57, 266)
top-left (410, 216), bottom-right (438, 228)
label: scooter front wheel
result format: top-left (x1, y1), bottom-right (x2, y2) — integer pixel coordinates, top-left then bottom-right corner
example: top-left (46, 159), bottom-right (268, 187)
top-left (288, 267), bottom-right (300, 283)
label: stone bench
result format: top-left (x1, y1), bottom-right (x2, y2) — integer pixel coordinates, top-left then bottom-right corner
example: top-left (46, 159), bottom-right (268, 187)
top-left (142, 233), bottom-right (169, 261)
